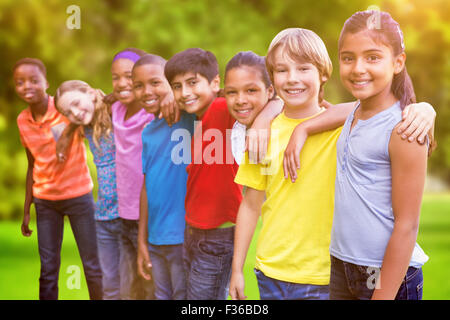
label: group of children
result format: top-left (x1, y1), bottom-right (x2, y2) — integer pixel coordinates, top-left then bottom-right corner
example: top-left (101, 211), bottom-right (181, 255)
top-left (14, 10), bottom-right (436, 300)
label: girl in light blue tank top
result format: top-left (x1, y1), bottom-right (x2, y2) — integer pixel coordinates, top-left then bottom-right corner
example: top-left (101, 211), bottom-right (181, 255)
top-left (329, 11), bottom-right (430, 300)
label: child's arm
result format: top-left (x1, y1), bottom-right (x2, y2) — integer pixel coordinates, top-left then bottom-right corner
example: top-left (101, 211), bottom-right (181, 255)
top-left (21, 148), bottom-right (34, 237)
top-left (137, 181), bottom-right (152, 281)
top-left (56, 123), bottom-right (80, 162)
top-left (284, 102), bottom-right (437, 182)
top-left (103, 93), bottom-right (117, 107)
top-left (246, 98), bottom-right (340, 163)
top-left (158, 90), bottom-right (180, 126)
top-left (283, 102), bottom-right (355, 182)
top-left (371, 123), bottom-right (428, 300)
top-left (246, 98), bottom-right (284, 164)
top-left (229, 187), bottom-right (265, 300)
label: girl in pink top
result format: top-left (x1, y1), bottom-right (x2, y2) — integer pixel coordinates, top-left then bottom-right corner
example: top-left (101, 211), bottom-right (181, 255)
top-left (110, 48), bottom-right (155, 299)
top-left (112, 92), bottom-right (154, 220)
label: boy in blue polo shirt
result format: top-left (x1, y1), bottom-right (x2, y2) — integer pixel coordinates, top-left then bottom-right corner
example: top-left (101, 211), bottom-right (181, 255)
top-left (134, 54), bottom-right (195, 300)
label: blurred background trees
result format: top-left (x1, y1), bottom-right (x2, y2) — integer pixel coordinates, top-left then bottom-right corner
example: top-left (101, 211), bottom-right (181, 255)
top-left (1, 0), bottom-right (449, 219)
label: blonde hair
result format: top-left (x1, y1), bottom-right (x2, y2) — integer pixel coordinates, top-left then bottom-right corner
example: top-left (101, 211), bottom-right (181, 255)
top-left (54, 80), bottom-right (112, 149)
top-left (266, 28), bottom-right (333, 102)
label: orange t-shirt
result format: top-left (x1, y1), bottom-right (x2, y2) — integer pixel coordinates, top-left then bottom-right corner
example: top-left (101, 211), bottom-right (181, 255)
top-left (17, 96), bottom-right (93, 200)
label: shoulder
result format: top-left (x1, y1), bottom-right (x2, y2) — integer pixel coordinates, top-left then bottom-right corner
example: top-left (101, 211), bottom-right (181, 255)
top-left (389, 122), bottom-right (427, 161)
top-left (17, 108), bottom-right (30, 122)
top-left (208, 97), bottom-right (230, 116)
top-left (211, 97), bottom-right (227, 110)
top-left (178, 111), bottom-right (196, 129)
top-left (110, 101), bottom-right (124, 116)
top-left (17, 108), bottom-right (32, 130)
top-left (203, 97), bottom-right (233, 127)
top-left (180, 111), bottom-right (197, 122)
top-left (142, 118), bottom-right (160, 135)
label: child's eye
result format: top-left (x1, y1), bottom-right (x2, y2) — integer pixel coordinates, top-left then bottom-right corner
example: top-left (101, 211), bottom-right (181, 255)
top-left (225, 90), bottom-right (236, 95)
top-left (247, 88), bottom-right (258, 94)
top-left (188, 80), bottom-right (198, 86)
top-left (367, 55), bottom-right (380, 62)
top-left (172, 84), bottom-right (181, 90)
top-left (341, 56), bottom-right (353, 63)
top-left (275, 69), bottom-right (286, 73)
top-left (134, 83), bottom-right (142, 89)
top-left (151, 81), bottom-right (161, 86)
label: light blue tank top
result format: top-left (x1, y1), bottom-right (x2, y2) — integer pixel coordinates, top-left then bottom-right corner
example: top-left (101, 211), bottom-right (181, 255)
top-left (330, 101), bottom-right (428, 268)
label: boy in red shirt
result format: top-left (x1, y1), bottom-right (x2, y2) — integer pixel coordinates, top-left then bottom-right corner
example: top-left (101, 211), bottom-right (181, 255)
top-left (164, 48), bottom-right (242, 300)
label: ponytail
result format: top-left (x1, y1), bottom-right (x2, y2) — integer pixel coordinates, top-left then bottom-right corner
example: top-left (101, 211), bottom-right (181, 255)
top-left (392, 65), bottom-right (416, 109)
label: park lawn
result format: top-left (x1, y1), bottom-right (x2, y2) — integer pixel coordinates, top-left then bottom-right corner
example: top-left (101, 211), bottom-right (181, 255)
top-left (0, 193), bottom-right (449, 300)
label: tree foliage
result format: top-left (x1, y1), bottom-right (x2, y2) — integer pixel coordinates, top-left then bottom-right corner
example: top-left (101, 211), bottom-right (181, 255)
top-left (1, 0), bottom-right (449, 219)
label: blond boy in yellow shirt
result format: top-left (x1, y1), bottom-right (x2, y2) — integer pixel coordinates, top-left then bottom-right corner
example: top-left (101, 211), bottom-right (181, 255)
top-left (230, 28), bottom-right (340, 300)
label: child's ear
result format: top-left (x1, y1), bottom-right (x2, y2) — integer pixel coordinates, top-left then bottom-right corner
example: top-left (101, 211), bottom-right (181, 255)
top-left (320, 74), bottom-right (329, 83)
top-left (394, 52), bottom-right (406, 75)
top-left (210, 75), bottom-right (221, 94)
top-left (267, 85), bottom-right (275, 99)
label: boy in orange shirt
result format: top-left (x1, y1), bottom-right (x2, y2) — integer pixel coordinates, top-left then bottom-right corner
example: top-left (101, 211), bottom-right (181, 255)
top-left (14, 58), bottom-right (102, 300)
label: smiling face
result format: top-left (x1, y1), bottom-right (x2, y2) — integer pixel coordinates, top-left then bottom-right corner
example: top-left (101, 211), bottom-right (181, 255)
top-left (272, 46), bottom-right (324, 118)
top-left (13, 64), bottom-right (48, 105)
top-left (57, 90), bottom-right (95, 125)
top-left (111, 58), bottom-right (136, 105)
top-left (132, 63), bottom-right (171, 115)
top-left (224, 66), bottom-right (273, 127)
top-left (339, 30), bottom-right (405, 108)
top-left (170, 72), bottom-right (219, 117)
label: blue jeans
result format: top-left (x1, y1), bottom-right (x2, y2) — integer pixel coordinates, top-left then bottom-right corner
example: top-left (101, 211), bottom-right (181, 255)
top-left (95, 218), bottom-right (123, 300)
top-left (147, 243), bottom-right (186, 300)
top-left (34, 192), bottom-right (103, 300)
top-left (120, 218), bottom-right (155, 300)
top-left (330, 255), bottom-right (424, 300)
top-left (183, 225), bottom-right (234, 300)
top-left (254, 268), bottom-right (329, 300)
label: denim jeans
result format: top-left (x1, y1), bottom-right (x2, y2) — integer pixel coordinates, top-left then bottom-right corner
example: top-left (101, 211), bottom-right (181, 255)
top-left (120, 218), bottom-right (155, 300)
top-left (34, 192), bottom-right (103, 300)
top-left (147, 243), bottom-right (186, 300)
top-left (254, 268), bottom-right (330, 300)
top-left (95, 218), bottom-right (123, 300)
top-left (330, 255), bottom-right (424, 300)
top-left (183, 225), bottom-right (234, 300)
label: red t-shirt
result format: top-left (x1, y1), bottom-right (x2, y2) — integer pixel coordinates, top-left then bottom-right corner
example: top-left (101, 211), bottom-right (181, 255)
top-left (185, 97), bottom-right (243, 229)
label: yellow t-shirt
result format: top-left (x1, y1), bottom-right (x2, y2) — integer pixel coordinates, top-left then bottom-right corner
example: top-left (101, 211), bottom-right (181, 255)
top-left (235, 111), bottom-right (342, 285)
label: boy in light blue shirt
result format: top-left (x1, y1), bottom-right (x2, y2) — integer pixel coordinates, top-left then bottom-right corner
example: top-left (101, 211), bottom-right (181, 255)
top-left (134, 54), bottom-right (195, 300)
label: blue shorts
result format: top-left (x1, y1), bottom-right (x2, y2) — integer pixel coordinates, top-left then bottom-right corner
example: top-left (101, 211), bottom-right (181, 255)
top-left (254, 268), bottom-right (329, 300)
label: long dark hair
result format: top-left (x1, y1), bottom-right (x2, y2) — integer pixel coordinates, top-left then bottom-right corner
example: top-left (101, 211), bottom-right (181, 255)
top-left (339, 10), bottom-right (416, 109)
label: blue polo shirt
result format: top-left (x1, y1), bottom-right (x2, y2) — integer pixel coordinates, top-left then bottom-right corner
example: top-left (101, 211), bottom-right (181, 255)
top-left (142, 112), bottom-right (195, 245)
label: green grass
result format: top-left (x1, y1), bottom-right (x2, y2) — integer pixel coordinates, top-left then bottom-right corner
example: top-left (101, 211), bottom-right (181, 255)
top-left (0, 193), bottom-right (449, 300)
